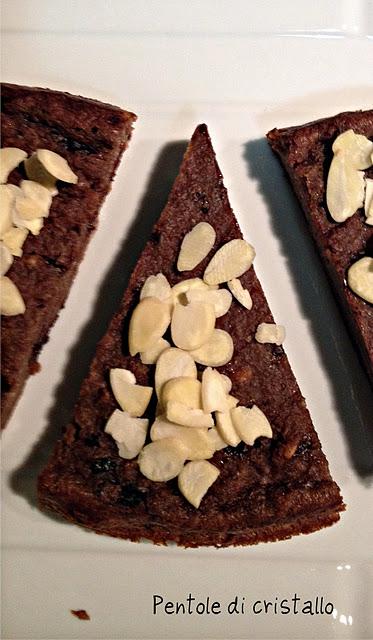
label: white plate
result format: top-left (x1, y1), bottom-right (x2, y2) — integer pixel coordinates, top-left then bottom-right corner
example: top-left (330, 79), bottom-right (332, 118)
top-left (2, 2), bottom-right (373, 639)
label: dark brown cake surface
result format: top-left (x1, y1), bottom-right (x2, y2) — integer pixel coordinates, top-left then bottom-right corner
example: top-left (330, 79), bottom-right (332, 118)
top-left (1, 83), bottom-right (136, 427)
top-left (267, 110), bottom-right (373, 385)
top-left (38, 124), bottom-right (344, 547)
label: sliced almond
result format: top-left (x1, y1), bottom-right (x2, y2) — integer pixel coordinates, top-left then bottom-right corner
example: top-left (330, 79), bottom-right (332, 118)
top-left (24, 153), bottom-right (58, 194)
top-left (228, 278), bottom-right (253, 310)
top-left (203, 239), bottom-right (255, 285)
top-left (186, 287), bottom-right (232, 318)
top-left (0, 242), bottom-right (14, 276)
top-left (0, 185), bottom-right (14, 237)
top-left (178, 460), bottom-right (219, 508)
top-left (2, 226), bottom-right (29, 257)
top-left (206, 426), bottom-right (228, 452)
top-left (16, 180), bottom-right (53, 219)
top-left (177, 221), bottom-right (216, 271)
top-left (0, 276), bottom-right (26, 315)
top-left (104, 409), bottom-right (148, 459)
top-left (220, 374), bottom-right (232, 394)
top-left (215, 410), bottom-right (241, 446)
top-left (161, 377), bottom-right (202, 409)
top-left (347, 256), bottom-right (373, 304)
top-left (109, 368), bottom-right (152, 417)
top-left (255, 322), bottom-right (285, 346)
top-left (171, 301), bottom-right (215, 350)
top-left (171, 277), bottom-right (214, 306)
top-left (226, 395), bottom-right (239, 409)
top-left (155, 347), bottom-right (197, 398)
top-left (231, 405), bottom-right (273, 446)
top-left (140, 272), bottom-right (172, 303)
top-left (12, 208), bottom-right (44, 236)
top-left (138, 438), bottom-right (187, 482)
top-left (201, 367), bottom-right (229, 413)
top-left (150, 417), bottom-right (214, 460)
top-left (128, 297), bottom-right (171, 356)
top-left (326, 153), bottom-right (365, 222)
top-left (140, 337), bottom-right (171, 365)
top-left (364, 178), bottom-right (373, 225)
top-left (189, 329), bottom-right (234, 367)
top-left (332, 130), bottom-right (373, 170)
top-left (0, 148), bottom-right (27, 184)
top-left (166, 401), bottom-right (214, 428)
top-left (35, 149), bottom-right (78, 183)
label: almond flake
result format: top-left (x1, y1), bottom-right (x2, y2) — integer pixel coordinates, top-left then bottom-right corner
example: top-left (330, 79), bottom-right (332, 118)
top-left (36, 149), bottom-right (78, 183)
top-left (220, 374), bottom-right (232, 394)
top-left (231, 405), bottom-right (273, 446)
top-left (227, 395), bottom-right (239, 409)
top-left (203, 239), bottom-right (255, 285)
top-left (171, 277), bottom-right (214, 306)
top-left (177, 222), bottom-right (216, 271)
top-left (178, 460), bottom-right (219, 508)
top-left (155, 347), bottom-right (197, 398)
top-left (140, 337), bottom-right (171, 364)
top-left (161, 377), bottom-right (202, 410)
top-left (105, 409), bottom-right (148, 459)
top-left (0, 242), bottom-right (14, 276)
top-left (24, 153), bottom-right (58, 194)
top-left (0, 185), bottom-right (14, 237)
top-left (326, 153), bottom-right (365, 222)
top-left (228, 278), bottom-right (253, 310)
top-left (186, 287), bottom-right (232, 317)
top-left (201, 367), bottom-right (229, 413)
top-left (12, 208), bottom-right (44, 235)
top-left (171, 301), bottom-right (215, 350)
top-left (150, 417), bottom-right (214, 460)
top-left (2, 226), bottom-right (29, 257)
top-left (0, 276), bottom-right (26, 315)
top-left (0, 148), bottom-right (27, 184)
top-left (364, 178), bottom-right (373, 225)
top-left (347, 256), bottom-right (373, 304)
top-left (138, 438), bottom-right (187, 482)
top-left (332, 130), bottom-right (373, 170)
top-left (206, 427), bottom-right (228, 452)
top-left (215, 411), bottom-right (241, 446)
top-left (166, 401), bottom-right (214, 428)
top-left (255, 322), bottom-right (285, 345)
top-left (189, 329), bottom-right (234, 366)
top-left (140, 272), bottom-right (172, 303)
top-left (128, 297), bottom-right (171, 356)
top-left (16, 180), bottom-right (52, 219)
top-left (110, 368), bottom-right (152, 417)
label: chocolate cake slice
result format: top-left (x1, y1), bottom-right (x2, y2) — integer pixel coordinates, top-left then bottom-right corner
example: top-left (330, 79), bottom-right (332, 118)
top-left (267, 110), bottom-right (373, 385)
top-left (38, 125), bottom-right (344, 547)
top-left (1, 83), bottom-right (136, 427)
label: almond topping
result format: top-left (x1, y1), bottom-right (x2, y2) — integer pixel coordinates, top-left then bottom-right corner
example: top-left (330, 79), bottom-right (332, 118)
top-left (178, 460), bottom-right (219, 508)
top-left (16, 180), bottom-right (53, 219)
top-left (231, 405), bottom-right (273, 446)
top-left (189, 329), bottom-right (234, 366)
top-left (35, 149), bottom-right (78, 183)
top-left (12, 208), bottom-right (44, 236)
top-left (166, 401), bottom-right (214, 428)
top-left (161, 377), bottom-right (202, 409)
top-left (150, 417), bottom-right (214, 460)
top-left (364, 178), bottom-right (373, 225)
top-left (228, 278), bottom-right (253, 310)
top-left (140, 272), bottom-right (172, 303)
top-left (0, 242), bottom-right (14, 276)
top-left (220, 374), bottom-right (232, 394)
top-left (171, 277), bottom-right (214, 306)
top-left (110, 368), bottom-right (152, 417)
top-left (0, 276), bottom-right (26, 316)
top-left (326, 153), bottom-right (365, 222)
top-left (128, 297), bottom-right (171, 356)
top-left (332, 130), bottom-right (373, 170)
top-left (2, 227), bottom-right (29, 257)
top-left (215, 410), bottom-right (241, 446)
top-left (226, 395), bottom-right (239, 409)
top-left (206, 427), bottom-right (228, 452)
top-left (177, 222), bottom-right (216, 271)
top-left (201, 367), bottom-right (229, 413)
top-left (155, 347), bottom-right (197, 398)
top-left (24, 153), bottom-right (58, 194)
top-left (186, 287), bottom-right (232, 317)
top-left (171, 301), bottom-right (215, 350)
top-left (255, 322), bottom-right (285, 345)
top-left (0, 148), bottom-right (27, 184)
top-left (347, 256), bottom-right (373, 304)
top-left (104, 410), bottom-right (148, 459)
top-left (138, 438), bottom-right (187, 482)
top-left (0, 185), bottom-right (14, 237)
top-left (203, 239), bottom-right (255, 285)
top-left (140, 337), bottom-right (170, 365)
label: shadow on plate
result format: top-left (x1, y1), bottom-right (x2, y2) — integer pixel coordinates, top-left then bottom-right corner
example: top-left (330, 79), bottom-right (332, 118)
top-left (243, 138), bottom-right (373, 480)
top-left (10, 140), bottom-right (189, 513)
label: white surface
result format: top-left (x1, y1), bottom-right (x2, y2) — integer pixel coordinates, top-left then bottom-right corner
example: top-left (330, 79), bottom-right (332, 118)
top-left (1, 2), bottom-right (373, 639)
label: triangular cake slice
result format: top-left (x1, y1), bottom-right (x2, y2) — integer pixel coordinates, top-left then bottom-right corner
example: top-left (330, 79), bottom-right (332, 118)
top-left (38, 125), bottom-right (344, 547)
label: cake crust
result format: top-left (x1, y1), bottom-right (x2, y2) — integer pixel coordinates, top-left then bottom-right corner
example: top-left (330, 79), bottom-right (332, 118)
top-left (1, 83), bottom-right (136, 427)
top-left (38, 124), bottom-right (344, 547)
